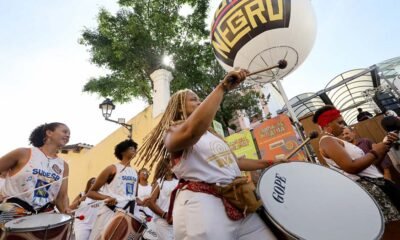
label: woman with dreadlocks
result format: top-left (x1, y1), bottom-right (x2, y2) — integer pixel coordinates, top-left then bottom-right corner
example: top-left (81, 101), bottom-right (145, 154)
top-left (137, 69), bottom-right (278, 240)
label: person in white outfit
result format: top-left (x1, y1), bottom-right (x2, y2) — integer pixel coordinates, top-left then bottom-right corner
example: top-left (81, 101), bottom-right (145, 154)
top-left (136, 69), bottom-right (284, 240)
top-left (136, 168), bottom-right (153, 219)
top-left (0, 122), bottom-right (70, 220)
top-left (70, 177), bottom-right (101, 240)
top-left (87, 139), bottom-right (139, 240)
top-left (147, 164), bottom-right (178, 240)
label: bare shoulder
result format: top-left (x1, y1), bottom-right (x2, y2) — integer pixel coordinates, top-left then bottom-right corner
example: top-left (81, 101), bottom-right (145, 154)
top-left (104, 164), bottom-right (117, 175)
top-left (1, 147), bottom-right (30, 161)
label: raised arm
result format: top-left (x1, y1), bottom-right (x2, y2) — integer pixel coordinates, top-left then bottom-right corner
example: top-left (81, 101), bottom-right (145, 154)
top-left (320, 137), bottom-right (389, 174)
top-left (165, 70), bottom-right (248, 152)
top-left (86, 165), bottom-right (117, 206)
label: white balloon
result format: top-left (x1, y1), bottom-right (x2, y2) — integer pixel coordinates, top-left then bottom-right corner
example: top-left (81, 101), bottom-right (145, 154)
top-left (211, 0), bottom-right (317, 83)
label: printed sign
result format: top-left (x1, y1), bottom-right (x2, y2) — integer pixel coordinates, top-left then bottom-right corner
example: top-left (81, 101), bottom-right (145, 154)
top-left (253, 114), bottom-right (305, 161)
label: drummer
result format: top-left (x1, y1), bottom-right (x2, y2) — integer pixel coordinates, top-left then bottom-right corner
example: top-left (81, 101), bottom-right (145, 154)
top-left (0, 122), bottom-right (70, 223)
top-left (313, 105), bottom-right (400, 222)
top-left (70, 177), bottom-right (101, 240)
top-left (136, 69), bottom-right (286, 240)
top-left (87, 139), bottom-right (140, 240)
top-left (146, 161), bottom-right (178, 240)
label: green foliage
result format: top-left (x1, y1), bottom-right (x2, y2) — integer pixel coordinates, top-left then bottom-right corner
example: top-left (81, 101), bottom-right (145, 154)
top-left (80, 0), bottom-right (263, 130)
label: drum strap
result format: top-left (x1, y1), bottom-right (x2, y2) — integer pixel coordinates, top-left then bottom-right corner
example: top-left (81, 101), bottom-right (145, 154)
top-left (122, 200), bottom-right (135, 215)
top-left (107, 200), bottom-right (136, 215)
top-left (5, 198), bottom-right (54, 214)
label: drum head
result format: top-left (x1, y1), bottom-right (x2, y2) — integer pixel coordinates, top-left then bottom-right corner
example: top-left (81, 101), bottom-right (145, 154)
top-left (5, 213), bottom-right (72, 232)
top-left (258, 162), bottom-right (384, 240)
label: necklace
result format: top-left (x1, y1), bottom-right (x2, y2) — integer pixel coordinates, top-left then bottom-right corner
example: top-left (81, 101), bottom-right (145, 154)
top-left (38, 147), bottom-right (57, 169)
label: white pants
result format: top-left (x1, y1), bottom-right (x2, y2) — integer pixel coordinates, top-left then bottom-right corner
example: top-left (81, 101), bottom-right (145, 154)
top-left (74, 226), bottom-right (91, 240)
top-left (154, 217), bottom-right (174, 240)
top-left (89, 206), bottom-right (114, 240)
top-left (173, 190), bottom-right (276, 240)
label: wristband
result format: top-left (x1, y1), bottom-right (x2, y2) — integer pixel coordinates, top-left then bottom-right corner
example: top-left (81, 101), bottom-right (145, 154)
top-left (368, 150), bottom-right (379, 159)
top-left (266, 160), bottom-right (274, 166)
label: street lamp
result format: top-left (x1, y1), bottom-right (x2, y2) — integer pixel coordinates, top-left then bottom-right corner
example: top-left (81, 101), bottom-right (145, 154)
top-left (99, 98), bottom-right (133, 139)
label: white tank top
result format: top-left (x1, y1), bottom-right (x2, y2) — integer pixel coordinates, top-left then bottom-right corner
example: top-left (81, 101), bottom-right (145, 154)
top-left (154, 178), bottom-right (179, 220)
top-left (1, 147), bottom-right (65, 210)
top-left (101, 163), bottom-right (138, 208)
top-left (320, 135), bottom-right (383, 181)
top-left (137, 183), bottom-right (152, 200)
top-left (173, 131), bottom-right (241, 184)
top-left (74, 192), bottom-right (101, 227)
top-left (135, 183), bottom-right (154, 217)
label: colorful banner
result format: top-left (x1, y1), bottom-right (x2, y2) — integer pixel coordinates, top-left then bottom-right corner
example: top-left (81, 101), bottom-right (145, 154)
top-left (225, 129), bottom-right (258, 160)
top-left (253, 115), bottom-right (305, 161)
top-left (213, 120), bottom-right (225, 137)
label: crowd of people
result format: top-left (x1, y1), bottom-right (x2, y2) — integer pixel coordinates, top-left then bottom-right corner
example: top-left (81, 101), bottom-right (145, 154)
top-left (0, 69), bottom-right (400, 240)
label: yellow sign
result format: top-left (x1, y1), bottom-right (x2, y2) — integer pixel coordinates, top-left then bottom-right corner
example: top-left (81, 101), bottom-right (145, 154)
top-left (225, 129), bottom-right (258, 160)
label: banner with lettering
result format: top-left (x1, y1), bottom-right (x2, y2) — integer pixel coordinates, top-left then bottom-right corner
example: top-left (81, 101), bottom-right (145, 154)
top-left (225, 129), bottom-right (258, 160)
top-left (253, 115), bottom-right (305, 161)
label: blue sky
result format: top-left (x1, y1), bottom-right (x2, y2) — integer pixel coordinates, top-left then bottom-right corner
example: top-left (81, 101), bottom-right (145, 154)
top-left (0, 0), bottom-right (399, 155)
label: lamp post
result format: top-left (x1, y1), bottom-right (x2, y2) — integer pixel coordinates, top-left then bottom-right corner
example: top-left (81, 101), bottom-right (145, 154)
top-left (99, 98), bottom-right (133, 139)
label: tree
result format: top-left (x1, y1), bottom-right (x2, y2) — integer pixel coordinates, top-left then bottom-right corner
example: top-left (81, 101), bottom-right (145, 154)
top-left (80, 0), bottom-right (262, 130)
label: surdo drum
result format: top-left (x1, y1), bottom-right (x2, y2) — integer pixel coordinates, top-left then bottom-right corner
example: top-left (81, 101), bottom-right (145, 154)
top-left (257, 162), bottom-right (384, 240)
top-left (99, 209), bottom-right (147, 240)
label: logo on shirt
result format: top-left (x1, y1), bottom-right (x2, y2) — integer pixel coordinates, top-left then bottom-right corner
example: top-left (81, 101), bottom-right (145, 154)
top-left (126, 183), bottom-right (134, 196)
top-left (33, 179), bottom-right (50, 198)
top-left (32, 169), bottom-right (60, 181)
top-left (122, 176), bottom-right (136, 181)
top-left (207, 141), bottom-right (235, 167)
top-left (52, 164), bottom-right (62, 175)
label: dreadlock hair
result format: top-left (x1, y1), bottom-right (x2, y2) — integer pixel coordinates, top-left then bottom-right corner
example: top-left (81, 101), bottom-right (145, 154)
top-left (136, 89), bottom-right (192, 173)
top-left (152, 156), bottom-right (172, 184)
top-left (29, 122), bottom-right (67, 147)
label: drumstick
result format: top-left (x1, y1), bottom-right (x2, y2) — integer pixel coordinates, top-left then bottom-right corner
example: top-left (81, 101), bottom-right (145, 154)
top-left (248, 59), bottom-right (288, 77)
top-left (2, 176), bottom-right (69, 202)
top-left (227, 59), bottom-right (288, 84)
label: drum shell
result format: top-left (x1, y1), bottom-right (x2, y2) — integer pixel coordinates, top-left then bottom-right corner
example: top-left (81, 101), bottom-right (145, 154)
top-left (101, 209), bottom-right (147, 240)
